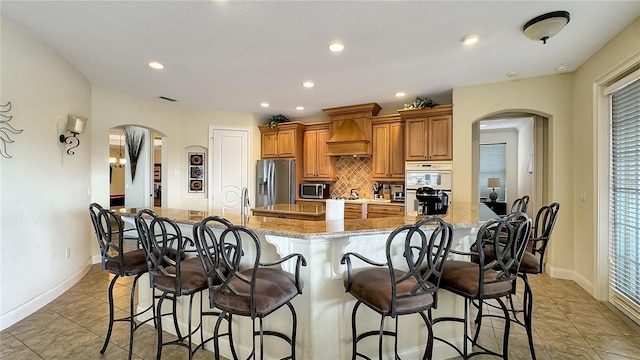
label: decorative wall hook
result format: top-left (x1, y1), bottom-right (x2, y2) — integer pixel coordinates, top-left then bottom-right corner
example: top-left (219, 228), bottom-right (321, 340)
top-left (1, 101), bottom-right (22, 159)
top-left (59, 114), bottom-right (87, 155)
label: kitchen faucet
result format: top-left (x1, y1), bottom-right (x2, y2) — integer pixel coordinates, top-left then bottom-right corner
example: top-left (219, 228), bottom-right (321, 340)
top-left (241, 187), bottom-right (250, 219)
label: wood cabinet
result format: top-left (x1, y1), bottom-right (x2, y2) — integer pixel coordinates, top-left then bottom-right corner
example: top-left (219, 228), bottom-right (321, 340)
top-left (302, 123), bottom-right (337, 181)
top-left (371, 115), bottom-right (404, 180)
top-left (344, 203), bottom-right (365, 219)
top-left (251, 210), bottom-right (325, 221)
top-left (296, 199), bottom-right (325, 207)
top-left (258, 122), bottom-right (305, 159)
top-left (399, 105), bottom-right (453, 161)
top-left (367, 203), bottom-right (404, 218)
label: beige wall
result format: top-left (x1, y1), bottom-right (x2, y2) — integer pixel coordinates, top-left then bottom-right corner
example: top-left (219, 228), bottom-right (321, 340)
top-left (453, 74), bottom-right (575, 276)
top-left (1, 18), bottom-right (92, 328)
top-left (572, 17), bottom-right (639, 297)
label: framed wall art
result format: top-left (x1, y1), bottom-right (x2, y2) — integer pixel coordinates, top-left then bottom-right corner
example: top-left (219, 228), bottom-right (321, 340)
top-left (188, 152), bottom-right (205, 193)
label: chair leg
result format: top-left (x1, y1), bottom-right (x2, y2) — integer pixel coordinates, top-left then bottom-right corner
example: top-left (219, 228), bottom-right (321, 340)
top-left (419, 311), bottom-right (433, 360)
top-left (287, 301), bottom-right (298, 360)
top-left (496, 298), bottom-right (511, 360)
top-left (350, 301), bottom-right (362, 360)
top-left (378, 315), bottom-right (385, 360)
top-left (471, 298), bottom-right (484, 345)
top-left (100, 274), bottom-right (120, 354)
top-left (156, 293), bottom-right (167, 360)
top-left (521, 274), bottom-right (536, 360)
top-left (187, 293), bottom-right (195, 360)
top-left (127, 273), bottom-right (144, 360)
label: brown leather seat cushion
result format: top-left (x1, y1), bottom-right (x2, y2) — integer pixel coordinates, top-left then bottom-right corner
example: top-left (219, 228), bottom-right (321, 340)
top-left (154, 257), bottom-right (208, 295)
top-left (473, 246), bottom-right (540, 274)
top-left (105, 249), bottom-right (148, 274)
top-left (212, 268), bottom-right (302, 317)
top-left (439, 261), bottom-right (513, 297)
top-left (344, 268), bottom-right (433, 314)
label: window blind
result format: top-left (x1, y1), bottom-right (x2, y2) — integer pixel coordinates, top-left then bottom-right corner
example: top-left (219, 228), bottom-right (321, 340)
top-left (608, 75), bottom-right (640, 325)
top-left (479, 143), bottom-right (506, 201)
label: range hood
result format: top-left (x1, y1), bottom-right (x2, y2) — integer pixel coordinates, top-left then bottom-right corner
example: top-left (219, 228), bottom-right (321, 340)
top-left (323, 103), bottom-right (381, 157)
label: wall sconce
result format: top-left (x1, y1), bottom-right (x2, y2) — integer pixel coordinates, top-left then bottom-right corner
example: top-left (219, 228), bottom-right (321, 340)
top-left (59, 114), bottom-right (87, 155)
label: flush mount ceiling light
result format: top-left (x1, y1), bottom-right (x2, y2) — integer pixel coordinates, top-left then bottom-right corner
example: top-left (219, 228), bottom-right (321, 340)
top-left (295, 106), bottom-right (304, 111)
top-left (328, 42), bottom-right (344, 52)
top-left (523, 11), bottom-right (570, 44)
top-left (556, 63), bottom-right (570, 72)
top-left (260, 102), bottom-right (269, 108)
top-left (460, 34), bottom-right (479, 46)
top-left (394, 92), bottom-right (406, 97)
top-left (148, 61), bottom-right (165, 70)
top-left (302, 81), bottom-right (314, 88)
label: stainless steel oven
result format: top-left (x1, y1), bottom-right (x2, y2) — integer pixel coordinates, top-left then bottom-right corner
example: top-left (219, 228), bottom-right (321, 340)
top-left (405, 161), bottom-right (452, 215)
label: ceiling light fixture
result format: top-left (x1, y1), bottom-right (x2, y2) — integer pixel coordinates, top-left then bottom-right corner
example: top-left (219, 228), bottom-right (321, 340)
top-left (148, 61), bottom-right (165, 70)
top-left (556, 64), bottom-right (570, 72)
top-left (394, 92), bottom-right (406, 97)
top-left (506, 72), bottom-right (519, 79)
top-left (302, 81), bottom-right (314, 88)
top-left (523, 11), bottom-right (570, 44)
top-left (460, 34), bottom-right (479, 46)
top-left (328, 42), bottom-right (344, 52)
top-left (260, 102), bottom-right (269, 108)
top-left (296, 106), bottom-right (304, 111)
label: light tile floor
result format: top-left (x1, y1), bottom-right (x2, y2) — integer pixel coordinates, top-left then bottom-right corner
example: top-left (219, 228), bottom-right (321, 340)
top-left (2, 263), bottom-right (639, 359)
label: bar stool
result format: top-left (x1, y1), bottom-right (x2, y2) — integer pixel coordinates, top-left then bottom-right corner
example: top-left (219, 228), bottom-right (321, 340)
top-left (341, 216), bottom-right (454, 360)
top-left (431, 213), bottom-right (531, 359)
top-left (193, 216), bottom-right (307, 360)
top-left (135, 210), bottom-right (210, 360)
top-left (477, 203), bottom-right (560, 359)
top-left (511, 195), bottom-right (530, 213)
top-left (89, 203), bottom-right (155, 360)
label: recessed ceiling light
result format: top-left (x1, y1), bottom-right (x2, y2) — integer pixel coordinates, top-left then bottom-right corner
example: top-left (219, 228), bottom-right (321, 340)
top-left (394, 92), bottom-right (406, 97)
top-left (296, 106), bottom-right (304, 111)
top-left (556, 64), bottom-right (570, 72)
top-left (302, 81), bottom-right (314, 88)
top-left (260, 102), bottom-right (269, 108)
top-left (460, 34), bottom-right (479, 46)
top-left (148, 61), bottom-right (164, 70)
top-left (328, 42), bottom-right (344, 52)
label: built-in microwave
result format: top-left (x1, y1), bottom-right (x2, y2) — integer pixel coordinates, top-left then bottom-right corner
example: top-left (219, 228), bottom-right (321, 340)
top-left (300, 183), bottom-right (330, 199)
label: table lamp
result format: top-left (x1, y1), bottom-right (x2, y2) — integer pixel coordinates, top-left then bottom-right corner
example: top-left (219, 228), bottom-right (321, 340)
top-left (487, 178), bottom-right (501, 201)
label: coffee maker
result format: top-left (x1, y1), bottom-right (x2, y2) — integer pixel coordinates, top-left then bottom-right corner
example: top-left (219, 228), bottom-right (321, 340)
top-left (415, 187), bottom-right (449, 215)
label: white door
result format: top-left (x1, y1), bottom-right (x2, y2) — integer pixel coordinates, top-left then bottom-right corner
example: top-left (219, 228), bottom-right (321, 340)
top-left (209, 128), bottom-right (249, 214)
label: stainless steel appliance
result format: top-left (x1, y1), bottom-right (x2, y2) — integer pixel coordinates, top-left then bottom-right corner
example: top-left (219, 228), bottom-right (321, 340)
top-left (391, 184), bottom-right (405, 202)
top-left (415, 187), bottom-right (449, 215)
top-left (256, 159), bottom-right (296, 207)
top-left (300, 183), bottom-right (330, 199)
top-left (405, 161), bottom-right (452, 215)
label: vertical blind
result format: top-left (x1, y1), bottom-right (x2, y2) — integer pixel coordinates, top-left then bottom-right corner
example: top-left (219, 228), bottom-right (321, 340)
top-left (479, 143), bottom-right (507, 201)
top-left (608, 75), bottom-right (640, 324)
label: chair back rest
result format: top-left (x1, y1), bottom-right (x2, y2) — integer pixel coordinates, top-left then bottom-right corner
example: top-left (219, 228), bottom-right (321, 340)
top-left (387, 216), bottom-right (454, 311)
top-left (511, 195), bottom-right (530, 213)
top-left (137, 212), bottom-right (185, 292)
top-left (531, 202), bottom-right (560, 260)
top-left (193, 216), bottom-right (235, 292)
top-left (90, 204), bottom-right (126, 273)
top-left (476, 213), bottom-right (531, 289)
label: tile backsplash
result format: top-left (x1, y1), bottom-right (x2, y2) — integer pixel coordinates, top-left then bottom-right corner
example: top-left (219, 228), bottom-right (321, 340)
top-left (330, 157), bottom-right (374, 198)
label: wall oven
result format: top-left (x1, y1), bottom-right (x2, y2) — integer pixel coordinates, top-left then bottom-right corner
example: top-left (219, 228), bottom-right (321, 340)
top-left (405, 161), bottom-right (452, 215)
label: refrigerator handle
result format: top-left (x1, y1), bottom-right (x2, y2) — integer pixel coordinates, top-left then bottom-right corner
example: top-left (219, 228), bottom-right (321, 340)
top-left (269, 162), bottom-right (275, 205)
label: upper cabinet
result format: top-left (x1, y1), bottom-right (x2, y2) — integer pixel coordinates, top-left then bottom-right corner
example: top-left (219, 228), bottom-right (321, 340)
top-left (399, 105), bottom-right (453, 161)
top-left (302, 123), bottom-right (337, 181)
top-left (371, 115), bottom-right (404, 180)
top-left (258, 122), bottom-right (305, 159)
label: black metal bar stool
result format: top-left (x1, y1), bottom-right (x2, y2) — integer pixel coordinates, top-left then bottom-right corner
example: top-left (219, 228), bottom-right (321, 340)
top-left (89, 203), bottom-right (155, 360)
top-left (135, 210), bottom-right (210, 360)
top-left (193, 216), bottom-right (307, 360)
top-left (430, 213), bottom-right (531, 359)
top-left (341, 216), bottom-right (454, 360)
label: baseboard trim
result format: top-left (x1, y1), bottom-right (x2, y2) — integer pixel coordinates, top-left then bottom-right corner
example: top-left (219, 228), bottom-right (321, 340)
top-left (545, 264), bottom-right (595, 297)
top-left (0, 258), bottom-right (92, 331)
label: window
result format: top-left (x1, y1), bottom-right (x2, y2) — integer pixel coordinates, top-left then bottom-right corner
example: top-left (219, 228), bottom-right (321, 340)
top-left (479, 143), bottom-right (507, 201)
top-left (607, 72), bottom-right (640, 325)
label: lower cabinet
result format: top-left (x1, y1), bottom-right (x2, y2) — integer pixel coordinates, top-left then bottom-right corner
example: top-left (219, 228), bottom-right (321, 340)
top-left (344, 203), bottom-right (365, 219)
top-left (367, 204), bottom-right (404, 218)
top-left (251, 210), bottom-right (325, 221)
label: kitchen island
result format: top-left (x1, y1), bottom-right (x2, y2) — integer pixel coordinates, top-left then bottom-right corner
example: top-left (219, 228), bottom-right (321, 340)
top-left (117, 202), bottom-right (497, 360)
top-left (251, 203), bottom-right (326, 221)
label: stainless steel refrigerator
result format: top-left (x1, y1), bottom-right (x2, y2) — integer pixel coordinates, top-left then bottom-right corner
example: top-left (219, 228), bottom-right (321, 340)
top-left (256, 159), bottom-right (296, 207)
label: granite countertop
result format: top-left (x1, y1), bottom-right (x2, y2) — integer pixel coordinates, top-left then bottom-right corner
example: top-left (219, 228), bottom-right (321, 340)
top-left (116, 202), bottom-right (497, 240)
top-left (252, 203), bottom-right (325, 215)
